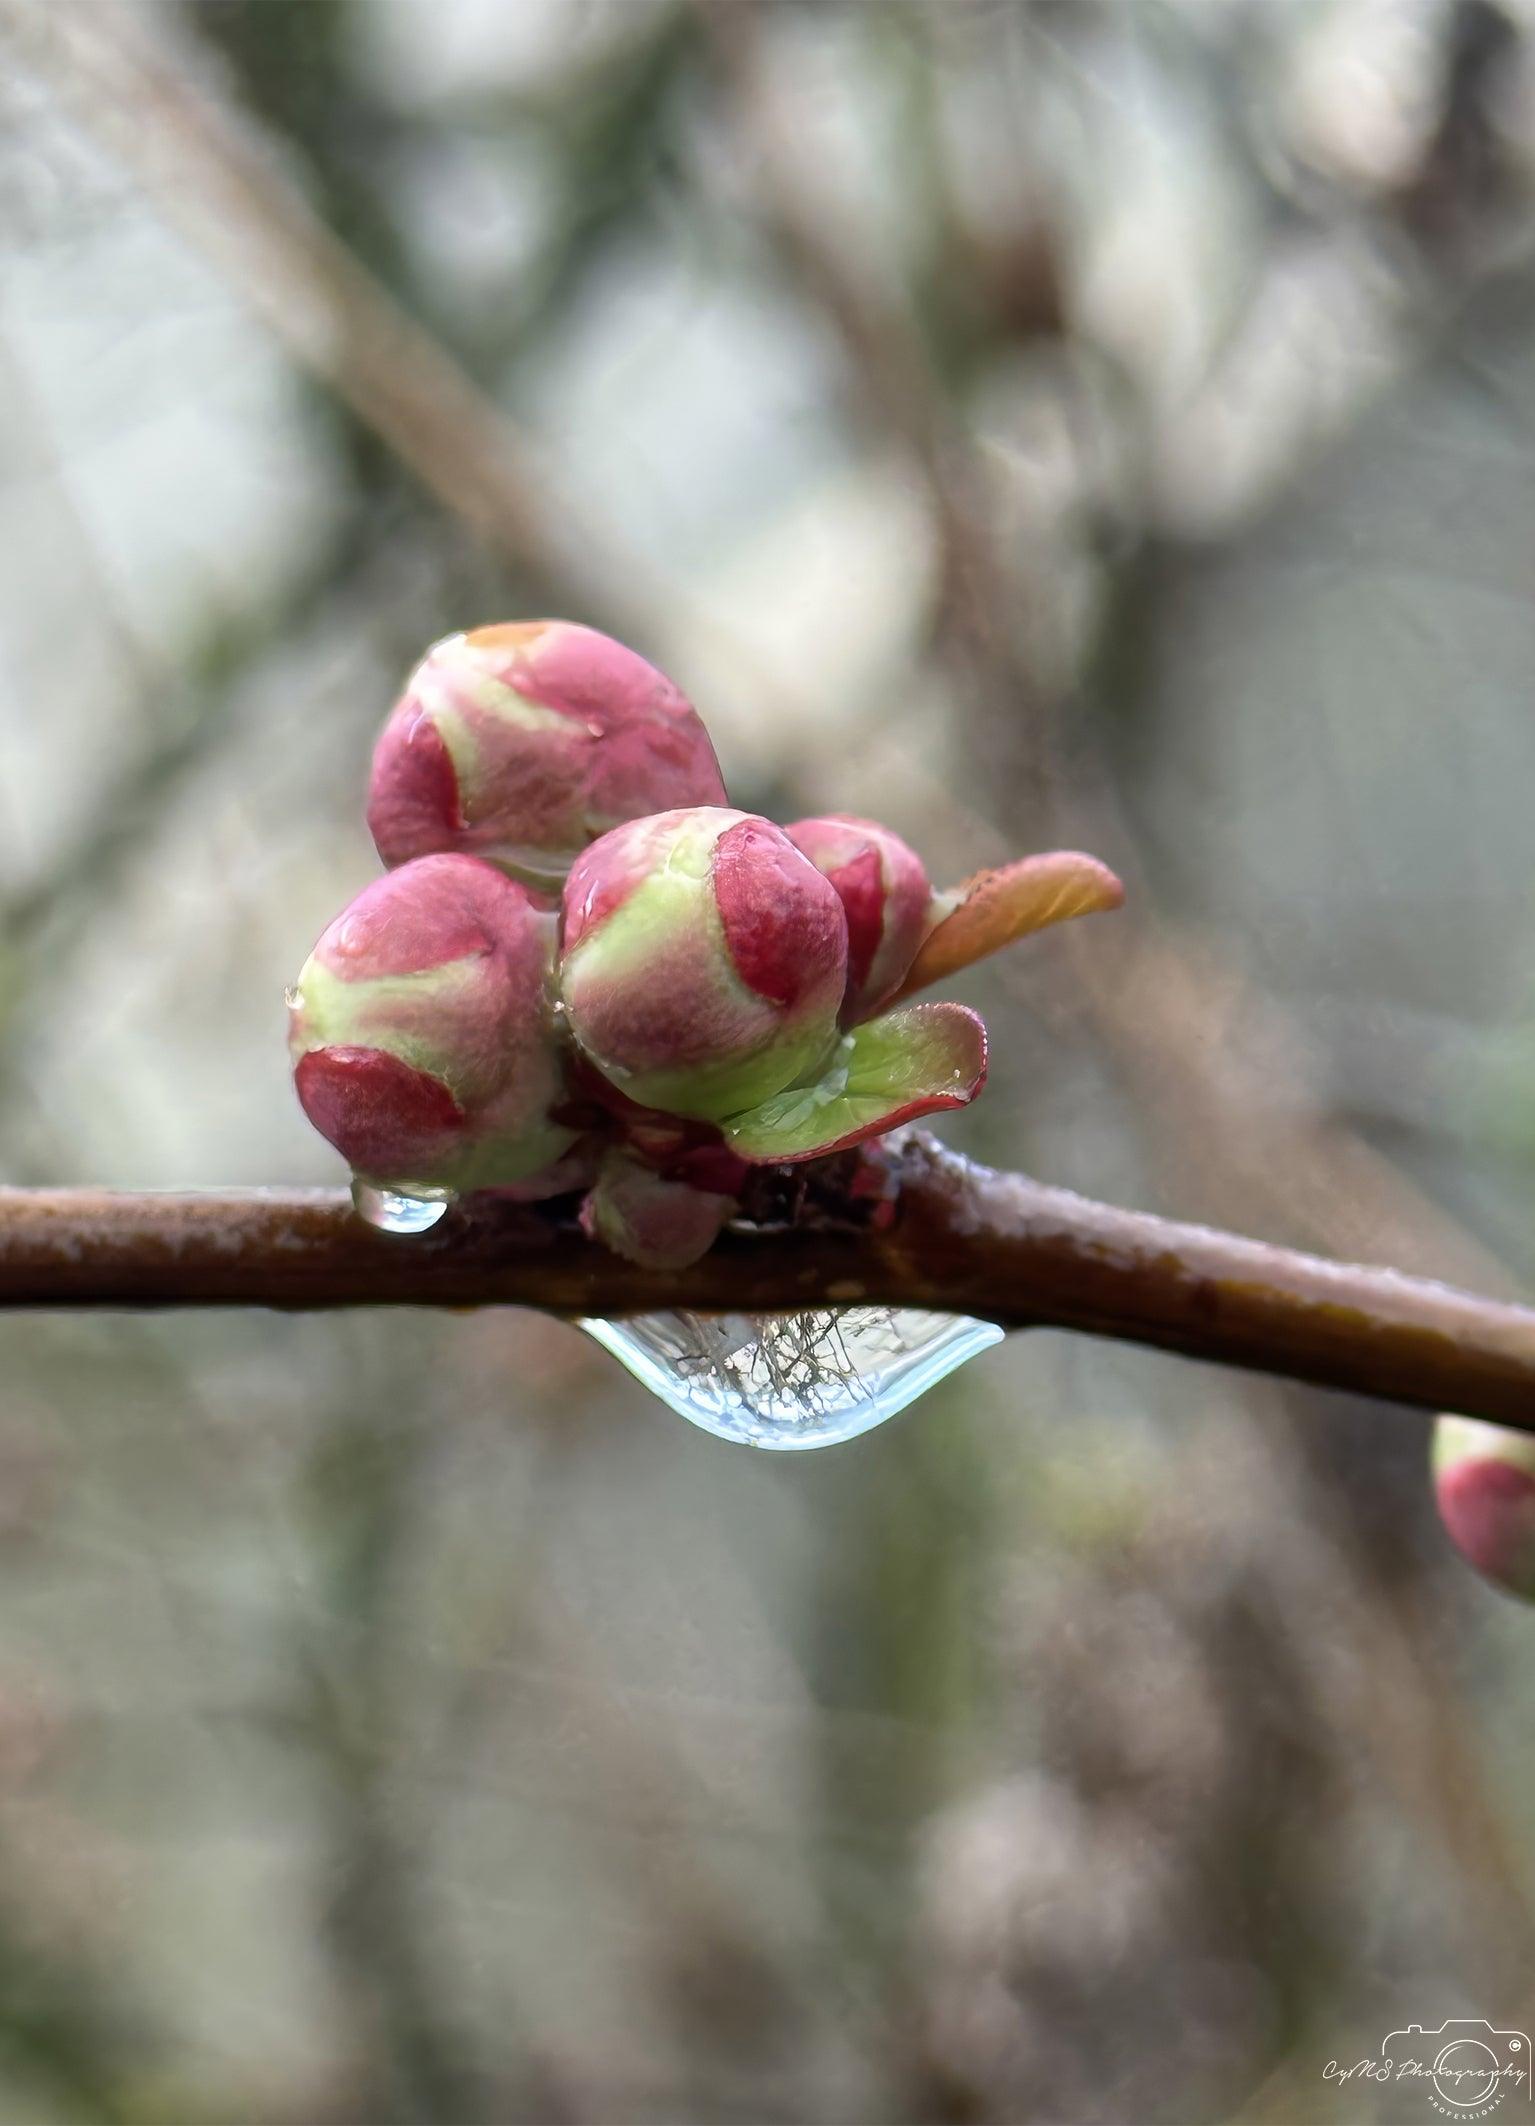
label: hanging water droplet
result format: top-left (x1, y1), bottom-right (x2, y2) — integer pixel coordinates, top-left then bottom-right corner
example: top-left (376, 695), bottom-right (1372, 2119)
top-left (579, 1307), bottom-right (1002, 1449)
top-left (351, 1180), bottom-right (454, 1235)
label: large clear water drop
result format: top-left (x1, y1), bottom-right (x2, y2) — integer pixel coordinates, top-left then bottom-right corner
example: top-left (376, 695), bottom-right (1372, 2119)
top-left (579, 1308), bottom-right (1003, 1449)
top-left (351, 1180), bottom-right (453, 1235)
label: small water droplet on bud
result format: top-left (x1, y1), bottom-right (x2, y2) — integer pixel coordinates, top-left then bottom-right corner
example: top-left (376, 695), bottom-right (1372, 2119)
top-left (351, 1180), bottom-right (453, 1235)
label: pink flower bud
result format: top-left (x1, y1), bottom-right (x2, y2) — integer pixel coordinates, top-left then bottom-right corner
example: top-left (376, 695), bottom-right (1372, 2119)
top-left (559, 807), bottom-right (847, 1121)
top-left (785, 815), bottom-right (931, 1021)
top-left (580, 1151), bottom-right (737, 1270)
top-left (366, 621), bottom-right (727, 884)
top-left (1433, 1416), bottom-right (1535, 1600)
top-left (289, 853), bottom-right (573, 1191)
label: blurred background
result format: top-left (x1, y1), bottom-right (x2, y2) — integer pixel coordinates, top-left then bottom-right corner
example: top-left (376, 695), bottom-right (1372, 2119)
top-left (0, 0), bottom-right (1534, 2118)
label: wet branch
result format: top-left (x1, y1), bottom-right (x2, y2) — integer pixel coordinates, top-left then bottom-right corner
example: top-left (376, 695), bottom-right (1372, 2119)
top-left (0, 1137), bottom-right (1530, 1430)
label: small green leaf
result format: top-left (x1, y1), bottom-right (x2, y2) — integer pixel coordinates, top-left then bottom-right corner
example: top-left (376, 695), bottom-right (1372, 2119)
top-left (724, 1003), bottom-right (987, 1163)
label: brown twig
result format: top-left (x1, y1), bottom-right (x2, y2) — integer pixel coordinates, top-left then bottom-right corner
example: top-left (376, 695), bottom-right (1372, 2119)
top-left (0, 1138), bottom-right (1529, 1428)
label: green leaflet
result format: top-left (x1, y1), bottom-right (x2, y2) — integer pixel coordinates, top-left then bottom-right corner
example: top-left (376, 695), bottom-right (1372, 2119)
top-left (723, 1002), bottom-right (987, 1163)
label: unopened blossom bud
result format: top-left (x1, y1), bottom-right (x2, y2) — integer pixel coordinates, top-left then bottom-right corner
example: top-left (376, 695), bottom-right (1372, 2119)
top-left (289, 853), bottom-right (573, 1192)
top-left (785, 815), bottom-right (931, 1021)
top-left (1433, 1416), bottom-right (1535, 1601)
top-left (560, 807), bottom-right (847, 1120)
top-left (367, 621), bottom-right (727, 884)
top-left (580, 1150), bottom-right (738, 1270)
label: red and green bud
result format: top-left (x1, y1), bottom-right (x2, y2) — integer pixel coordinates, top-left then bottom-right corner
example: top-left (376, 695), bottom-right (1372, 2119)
top-left (288, 853), bottom-right (573, 1192)
top-left (366, 621), bottom-right (727, 885)
top-left (559, 807), bottom-right (848, 1122)
top-left (785, 815), bottom-right (931, 1022)
top-left (580, 1150), bottom-right (738, 1270)
top-left (1433, 1416), bottom-right (1535, 1601)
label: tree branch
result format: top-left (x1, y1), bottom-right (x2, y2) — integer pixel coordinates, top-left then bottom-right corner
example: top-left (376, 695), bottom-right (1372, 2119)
top-left (0, 1137), bottom-right (1530, 1430)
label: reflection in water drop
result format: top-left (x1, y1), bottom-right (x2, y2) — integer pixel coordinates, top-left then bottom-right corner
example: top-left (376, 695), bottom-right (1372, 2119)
top-left (579, 1307), bottom-right (1003, 1449)
top-left (351, 1181), bottom-right (453, 1235)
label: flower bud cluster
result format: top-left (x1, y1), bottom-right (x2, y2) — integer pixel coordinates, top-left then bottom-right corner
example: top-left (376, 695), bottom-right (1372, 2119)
top-left (290, 621), bottom-right (1124, 1267)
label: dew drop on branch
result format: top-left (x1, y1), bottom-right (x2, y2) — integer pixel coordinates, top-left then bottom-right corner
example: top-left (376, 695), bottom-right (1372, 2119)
top-left (351, 1181), bottom-right (453, 1235)
top-left (579, 1308), bottom-right (1003, 1449)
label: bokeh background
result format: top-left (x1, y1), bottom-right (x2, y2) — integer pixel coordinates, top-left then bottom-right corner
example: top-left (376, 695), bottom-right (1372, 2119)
top-left (1, 0), bottom-right (1535, 2119)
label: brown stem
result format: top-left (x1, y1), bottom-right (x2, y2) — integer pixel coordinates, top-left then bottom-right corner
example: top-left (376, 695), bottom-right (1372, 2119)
top-left (0, 1138), bottom-right (1529, 1429)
